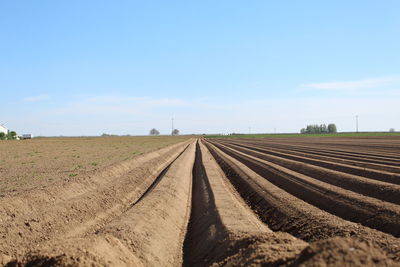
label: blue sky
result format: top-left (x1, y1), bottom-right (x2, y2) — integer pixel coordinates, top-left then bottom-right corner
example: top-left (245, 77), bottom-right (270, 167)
top-left (1, 1), bottom-right (399, 135)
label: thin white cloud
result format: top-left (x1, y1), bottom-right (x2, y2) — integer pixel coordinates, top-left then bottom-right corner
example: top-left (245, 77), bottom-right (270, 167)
top-left (52, 95), bottom-right (189, 115)
top-left (302, 76), bottom-right (400, 90)
top-left (23, 94), bottom-right (49, 102)
top-left (15, 94), bottom-right (400, 136)
top-left (84, 96), bottom-right (187, 106)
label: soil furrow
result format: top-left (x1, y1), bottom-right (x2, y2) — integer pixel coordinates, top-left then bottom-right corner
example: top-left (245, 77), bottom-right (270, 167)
top-left (183, 141), bottom-right (308, 266)
top-left (247, 140), bottom-right (400, 161)
top-left (217, 141), bottom-right (400, 205)
top-left (222, 138), bottom-right (394, 158)
top-left (7, 141), bottom-right (197, 267)
top-left (204, 140), bottom-right (400, 261)
top-left (0, 140), bottom-right (192, 262)
top-left (285, 142), bottom-right (400, 158)
top-left (219, 139), bottom-right (400, 184)
top-left (2, 137), bottom-right (400, 266)
top-left (233, 138), bottom-right (400, 161)
top-left (208, 141), bottom-right (400, 237)
top-left (225, 139), bottom-right (400, 170)
top-left (269, 144), bottom-right (400, 166)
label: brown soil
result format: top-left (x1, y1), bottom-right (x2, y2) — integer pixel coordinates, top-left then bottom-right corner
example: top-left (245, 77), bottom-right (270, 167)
top-left (206, 138), bottom-right (400, 261)
top-left (183, 141), bottom-right (307, 266)
top-left (220, 140), bottom-right (400, 204)
top-left (0, 136), bottom-right (191, 195)
top-left (0, 139), bottom-right (192, 262)
top-left (1, 136), bottom-right (400, 266)
top-left (293, 237), bottom-right (397, 266)
top-left (209, 141), bottom-right (400, 236)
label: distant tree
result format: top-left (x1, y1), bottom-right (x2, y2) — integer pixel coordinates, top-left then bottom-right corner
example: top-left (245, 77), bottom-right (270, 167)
top-left (301, 123), bottom-right (337, 134)
top-left (313, 125), bottom-right (319, 134)
top-left (305, 125), bottom-right (313, 134)
top-left (306, 124), bottom-right (320, 134)
top-left (327, 124), bottom-right (337, 133)
top-left (320, 124), bottom-right (328, 133)
top-left (149, 128), bottom-right (160, 136)
top-left (172, 129), bottom-right (179, 135)
top-left (390, 128), bottom-right (395, 132)
top-left (101, 133), bottom-right (118, 137)
top-left (7, 131), bottom-right (17, 140)
top-left (314, 124), bottom-right (319, 133)
top-left (0, 132), bottom-right (5, 140)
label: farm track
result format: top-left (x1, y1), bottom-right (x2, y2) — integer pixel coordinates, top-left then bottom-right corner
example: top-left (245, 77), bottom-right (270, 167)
top-left (1, 137), bottom-right (400, 266)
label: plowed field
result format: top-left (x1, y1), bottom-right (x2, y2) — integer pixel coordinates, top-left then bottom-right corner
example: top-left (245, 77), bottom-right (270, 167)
top-left (1, 136), bottom-right (400, 266)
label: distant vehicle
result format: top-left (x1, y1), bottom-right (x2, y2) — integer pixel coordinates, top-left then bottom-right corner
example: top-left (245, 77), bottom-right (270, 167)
top-left (21, 134), bottom-right (32, 140)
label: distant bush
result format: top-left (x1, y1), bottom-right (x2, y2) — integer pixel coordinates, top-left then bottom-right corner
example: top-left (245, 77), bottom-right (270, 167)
top-left (327, 124), bottom-right (337, 133)
top-left (101, 133), bottom-right (118, 137)
top-left (8, 131), bottom-right (17, 140)
top-left (149, 128), bottom-right (160, 136)
top-left (300, 123), bottom-right (337, 134)
top-left (390, 128), bottom-right (395, 132)
top-left (0, 130), bottom-right (17, 140)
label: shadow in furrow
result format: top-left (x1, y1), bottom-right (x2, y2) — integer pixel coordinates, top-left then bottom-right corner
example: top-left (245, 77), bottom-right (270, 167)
top-left (183, 141), bottom-right (227, 267)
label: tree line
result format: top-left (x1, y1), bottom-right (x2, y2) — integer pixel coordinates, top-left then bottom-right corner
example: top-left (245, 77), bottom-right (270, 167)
top-left (300, 124), bottom-right (337, 134)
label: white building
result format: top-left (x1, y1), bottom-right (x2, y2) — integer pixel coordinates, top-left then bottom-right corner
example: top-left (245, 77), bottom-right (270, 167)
top-left (0, 124), bottom-right (8, 134)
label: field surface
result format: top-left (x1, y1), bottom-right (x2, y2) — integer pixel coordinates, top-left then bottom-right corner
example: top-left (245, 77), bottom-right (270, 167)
top-left (0, 136), bottom-right (189, 195)
top-left (1, 136), bottom-right (400, 266)
top-left (207, 132), bottom-right (400, 139)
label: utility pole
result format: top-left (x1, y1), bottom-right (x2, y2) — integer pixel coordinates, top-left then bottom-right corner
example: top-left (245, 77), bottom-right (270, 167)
top-left (356, 115), bottom-right (359, 133)
top-left (171, 118), bottom-right (174, 136)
